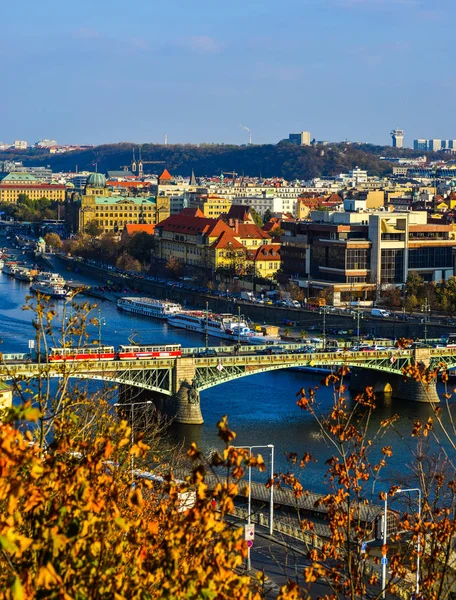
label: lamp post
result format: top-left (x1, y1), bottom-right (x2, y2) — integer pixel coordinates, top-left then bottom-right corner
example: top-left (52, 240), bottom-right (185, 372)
top-left (205, 302), bottom-right (209, 351)
top-left (96, 309), bottom-right (106, 345)
top-left (232, 444), bottom-right (275, 571)
top-left (353, 307), bottom-right (363, 347)
top-left (421, 298), bottom-right (430, 343)
top-left (319, 305), bottom-right (328, 350)
top-left (382, 487), bottom-right (422, 599)
top-left (114, 400), bottom-right (153, 488)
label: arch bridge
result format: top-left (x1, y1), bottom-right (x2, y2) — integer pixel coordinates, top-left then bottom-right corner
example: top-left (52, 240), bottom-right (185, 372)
top-left (0, 345), bottom-right (453, 424)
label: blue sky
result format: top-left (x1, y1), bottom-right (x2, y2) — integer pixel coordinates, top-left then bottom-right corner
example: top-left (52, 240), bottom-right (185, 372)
top-left (1, 0), bottom-right (453, 147)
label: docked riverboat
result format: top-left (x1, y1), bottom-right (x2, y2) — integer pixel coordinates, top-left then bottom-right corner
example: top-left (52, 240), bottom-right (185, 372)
top-left (167, 310), bottom-right (254, 342)
top-left (35, 272), bottom-right (66, 286)
top-left (30, 281), bottom-right (69, 298)
top-left (2, 262), bottom-right (19, 276)
top-left (117, 297), bottom-right (181, 319)
top-left (14, 268), bottom-right (34, 282)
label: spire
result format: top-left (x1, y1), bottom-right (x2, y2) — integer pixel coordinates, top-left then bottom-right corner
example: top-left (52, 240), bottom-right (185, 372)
top-left (190, 169), bottom-right (197, 186)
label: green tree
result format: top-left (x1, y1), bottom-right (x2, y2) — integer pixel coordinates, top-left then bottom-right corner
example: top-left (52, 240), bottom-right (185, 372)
top-left (85, 220), bottom-right (104, 237)
top-left (263, 208), bottom-right (273, 223)
top-left (116, 252), bottom-right (142, 272)
top-left (43, 232), bottom-right (63, 251)
top-left (250, 208), bottom-right (263, 227)
top-left (269, 227), bottom-right (285, 238)
top-left (124, 231), bottom-right (156, 262)
top-left (405, 271), bottom-right (424, 299)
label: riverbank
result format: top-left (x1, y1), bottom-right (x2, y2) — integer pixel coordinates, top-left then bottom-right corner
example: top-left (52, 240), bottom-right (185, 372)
top-left (53, 254), bottom-right (450, 340)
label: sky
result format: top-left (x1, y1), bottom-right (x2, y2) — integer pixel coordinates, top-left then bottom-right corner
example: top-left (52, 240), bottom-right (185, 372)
top-left (1, 0), bottom-right (454, 147)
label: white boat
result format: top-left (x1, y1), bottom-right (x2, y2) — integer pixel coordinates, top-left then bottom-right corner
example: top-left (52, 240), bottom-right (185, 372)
top-left (117, 297), bottom-right (182, 319)
top-left (0, 259), bottom-right (4, 269)
top-left (30, 281), bottom-right (69, 298)
top-left (15, 268), bottom-right (33, 282)
top-left (2, 263), bottom-right (19, 276)
top-left (167, 310), bottom-right (254, 342)
top-left (35, 272), bottom-right (66, 286)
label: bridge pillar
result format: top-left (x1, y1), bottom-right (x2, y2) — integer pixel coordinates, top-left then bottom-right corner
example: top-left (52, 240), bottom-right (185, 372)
top-left (350, 368), bottom-right (393, 395)
top-left (170, 358), bottom-right (203, 425)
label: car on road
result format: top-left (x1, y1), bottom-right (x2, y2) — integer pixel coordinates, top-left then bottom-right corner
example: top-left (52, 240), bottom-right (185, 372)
top-left (196, 349), bottom-right (218, 358)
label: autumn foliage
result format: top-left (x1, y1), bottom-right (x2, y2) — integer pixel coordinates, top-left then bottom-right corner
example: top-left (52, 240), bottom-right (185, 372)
top-left (0, 407), bottom-right (264, 599)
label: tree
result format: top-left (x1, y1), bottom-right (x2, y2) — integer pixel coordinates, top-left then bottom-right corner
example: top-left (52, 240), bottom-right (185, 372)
top-left (381, 286), bottom-right (402, 308)
top-left (116, 252), bottom-right (142, 272)
top-left (85, 220), bottom-right (104, 237)
top-left (165, 255), bottom-right (183, 278)
top-left (269, 227), bottom-right (285, 239)
top-left (405, 271), bottom-right (424, 299)
top-left (250, 208), bottom-right (263, 227)
top-left (44, 232), bottom-right (63, 251)
top-left (124, 231), bottom-right (156, 263)
top-left (263, 208), bottom-right (273, 223)
top-left (0, 410), bottom-right (265, 599)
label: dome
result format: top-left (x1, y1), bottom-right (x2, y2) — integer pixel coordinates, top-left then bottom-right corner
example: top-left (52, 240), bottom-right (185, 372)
top-left (86, 173), bottom-right (106, 188)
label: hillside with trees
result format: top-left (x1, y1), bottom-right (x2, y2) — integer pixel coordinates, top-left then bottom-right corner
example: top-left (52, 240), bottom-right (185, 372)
top-left (0, 141), bottom-right (442, 180)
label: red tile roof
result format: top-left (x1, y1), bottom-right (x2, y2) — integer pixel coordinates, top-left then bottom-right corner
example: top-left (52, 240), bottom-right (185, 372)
top-left (179, 207), bottom-right (205, 217)
top-left (247, 244), bottom-right (281, 261)
top-left (211, 230), bottom-right (245, 250)
top-left (158, 169), bottom-right (173, 181)
top-left (124, 224), bottom-right (156, 235)
top-left (235, 223), bottom-right (271, 239)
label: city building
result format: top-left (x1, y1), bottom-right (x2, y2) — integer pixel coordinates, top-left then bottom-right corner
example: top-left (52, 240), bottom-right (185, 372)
top-left (35, 139), bottom-right (57, 148)
top-left (285, 132), bottom-right (311, 146)
top-left (13, 140), bottom-right (27, 150)
top-left (65, 173), bottom-right (170, 234)
top-left (0, 173), bottom-right (65, 204)
top-left (191, 194), bottom-right (232, 218)
top-left (413, 138), bottom-right (456, 151)
top-left (154, 211), bottom-right (280, 278)
top-left (229, 194), bottom-right (297, 217)
top-left (281, 204), bottom-right (454, 305)
top-left (390, 129), bottom-right (404, 148)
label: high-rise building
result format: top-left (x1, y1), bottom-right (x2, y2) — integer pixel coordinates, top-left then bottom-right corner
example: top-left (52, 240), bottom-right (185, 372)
top-left (413, 138), bottom-right (456, 151)
top-left (287, 132), bottom-right (311, 146)
top-left (391, 129), bottom-right (405, 148)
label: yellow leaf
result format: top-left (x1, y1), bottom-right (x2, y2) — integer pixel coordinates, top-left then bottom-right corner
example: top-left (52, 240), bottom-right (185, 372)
top-left (11, 576), bottom-right (24, 600)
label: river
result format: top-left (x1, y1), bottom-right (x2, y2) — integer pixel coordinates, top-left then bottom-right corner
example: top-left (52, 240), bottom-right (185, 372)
top-left (0, 251), bottom-right (453, 494)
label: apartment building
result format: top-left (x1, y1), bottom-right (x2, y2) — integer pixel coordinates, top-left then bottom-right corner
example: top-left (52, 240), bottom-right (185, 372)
top-left (154, 210), bottom-right (280, 278)
top-left (281, 204), bottom-right (455, 305)
top-left (66, 173), bottom-right (170, 233)
top-left (0, 172), bottom-right (65, 204)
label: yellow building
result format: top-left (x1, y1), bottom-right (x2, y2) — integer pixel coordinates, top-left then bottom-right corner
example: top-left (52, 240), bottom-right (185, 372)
top-left (0, 172), bottom-right (66, 204)
top-left (68, 173), bottom-right (170, 233)
top-left (154, 211), bottom-right (281, 278)
top-left (197, 194), bottom-right (232, 218)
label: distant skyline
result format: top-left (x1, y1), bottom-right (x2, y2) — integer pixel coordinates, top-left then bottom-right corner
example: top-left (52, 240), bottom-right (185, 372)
top-left (2, 0), bottom-right (454, 147)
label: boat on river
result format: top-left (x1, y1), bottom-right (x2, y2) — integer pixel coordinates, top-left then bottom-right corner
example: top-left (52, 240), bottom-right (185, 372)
top-left (14, 268), bottom-right (34, 282)
top-left (117, 297), bottom-right (181, 319)
top-left (2, 263), bottom-right (19, 276)
top-left (35, 272), bottom-right (66, 286)
top-left (167, 310), bottom-right (255, 342)
top-left (30, 281), bottom-right (69, 298)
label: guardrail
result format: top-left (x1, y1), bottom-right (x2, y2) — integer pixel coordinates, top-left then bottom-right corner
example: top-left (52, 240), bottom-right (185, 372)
top-left (230, 507), bottom-right (411, 600)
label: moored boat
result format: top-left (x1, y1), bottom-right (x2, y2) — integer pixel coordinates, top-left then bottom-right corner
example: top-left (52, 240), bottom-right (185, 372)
top-left (30, 281), bottom-right (69, 298)
top-left (167, 310), bottom-right (254, 342)
top-left (117, 297), bottom-right (181, 319)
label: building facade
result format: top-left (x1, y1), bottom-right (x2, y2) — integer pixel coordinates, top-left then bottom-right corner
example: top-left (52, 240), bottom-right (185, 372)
top-left (0, 173), bottom-right (65, 204)
top-left (154, 212), bottom-right (280, 278)
top-left (66, 173), bottom-right (170, 234)
top-left (281, 206), bottom-right (455, 305)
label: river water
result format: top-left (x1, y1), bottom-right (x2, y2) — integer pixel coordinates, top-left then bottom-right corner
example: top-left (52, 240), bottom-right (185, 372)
top-left (0, 256), bottom-right (453, 494)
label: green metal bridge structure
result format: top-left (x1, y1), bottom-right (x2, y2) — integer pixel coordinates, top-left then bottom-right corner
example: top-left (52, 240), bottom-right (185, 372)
top-left (0, 344), bottom-right (453, 424)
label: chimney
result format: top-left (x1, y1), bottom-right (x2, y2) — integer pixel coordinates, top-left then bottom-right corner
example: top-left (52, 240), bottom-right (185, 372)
top-left (234, 219), bottom-right (239, 233)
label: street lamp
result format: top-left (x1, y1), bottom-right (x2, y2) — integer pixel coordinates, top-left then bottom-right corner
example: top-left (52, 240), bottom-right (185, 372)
top-left (232, 444), bottom-right (275, 571)
top-left (421, 298), bottom-right (430, 343)
top-left (114, 400), bottom-right (153, 487)
top-left (382, 487), bottom-right (422, 599)
top-left (353, 307), bottom-right (364, 347)
top-left (319, 305), bottom-right (328, 350)
top-left (96, 308), bottom-right (106, 345)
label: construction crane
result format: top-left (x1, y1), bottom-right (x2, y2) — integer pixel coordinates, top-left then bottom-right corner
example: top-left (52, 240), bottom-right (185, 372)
top-left (222, 171), bottom-right (238, 187)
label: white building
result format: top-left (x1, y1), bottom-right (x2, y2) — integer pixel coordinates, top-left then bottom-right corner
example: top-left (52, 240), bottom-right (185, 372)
top-left (14, 140), bottom-right (27, 150)
top-left (233, 195), bottom-right (297, 217)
